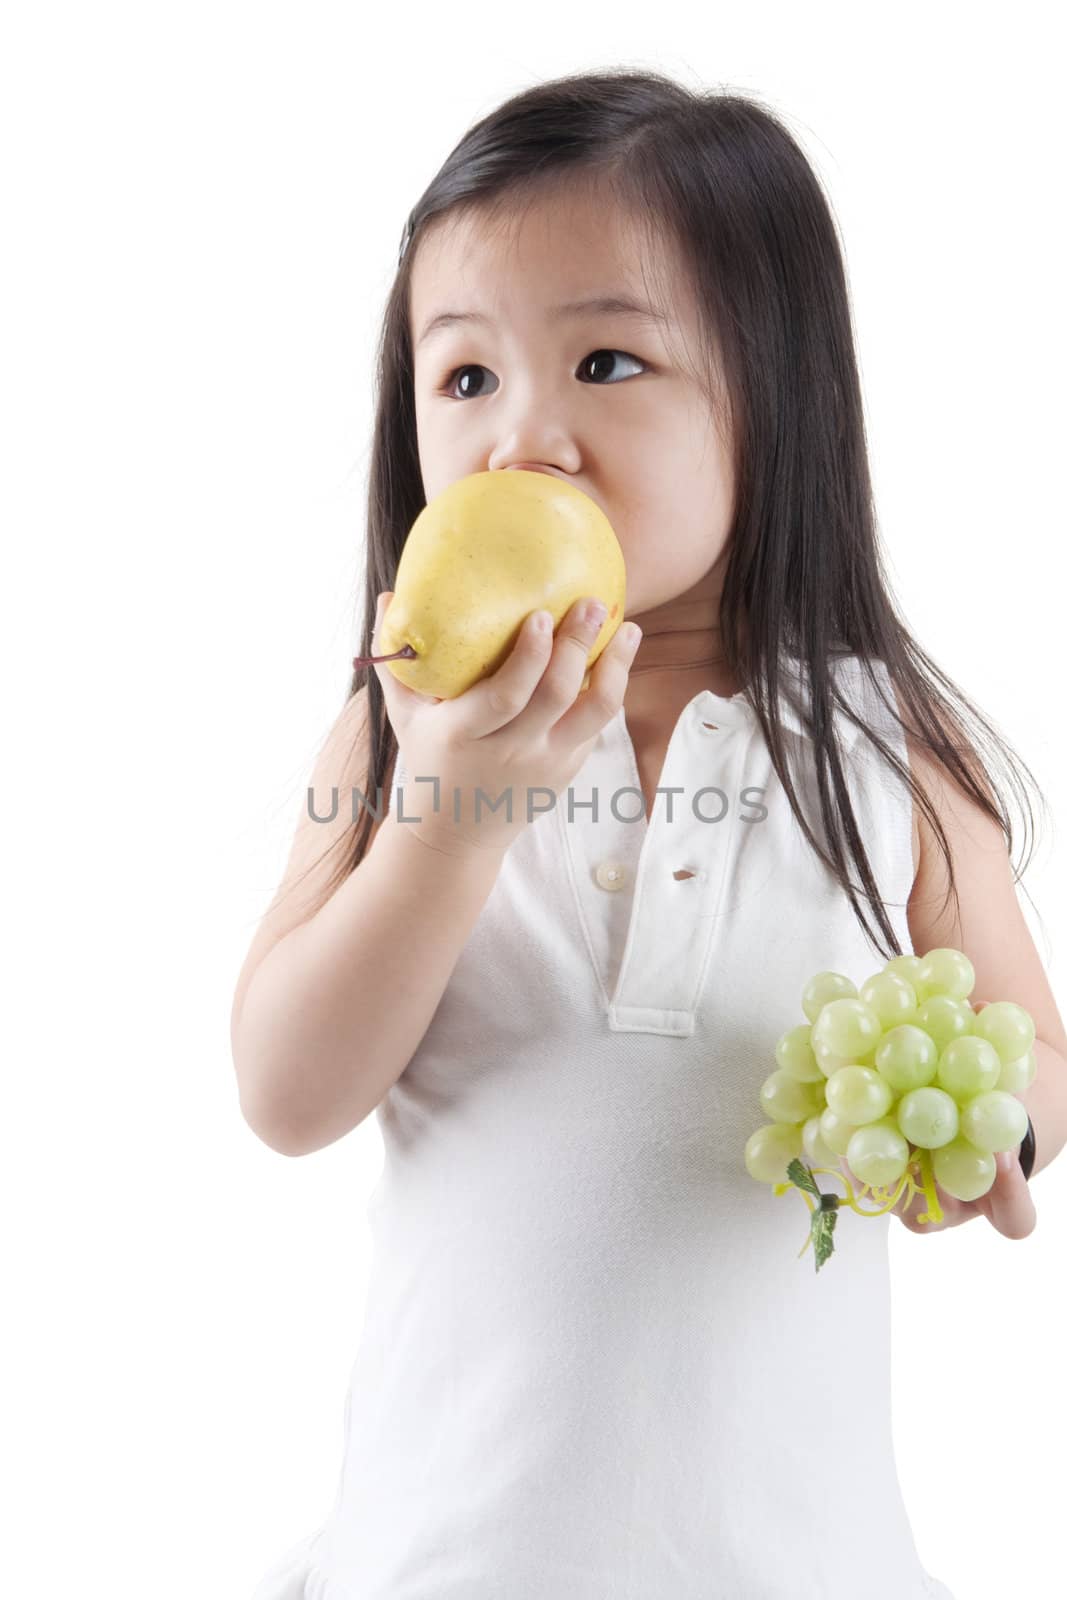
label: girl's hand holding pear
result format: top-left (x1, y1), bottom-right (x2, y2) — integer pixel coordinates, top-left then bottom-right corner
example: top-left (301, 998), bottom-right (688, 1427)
top-left (366, 586), bottom-right (641, 860)
top-left (354, 469), bottom-right (639, 859)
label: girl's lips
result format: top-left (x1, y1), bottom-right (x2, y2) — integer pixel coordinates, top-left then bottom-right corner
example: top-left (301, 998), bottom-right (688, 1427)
top-left (505, 463), bottom-right (566, 478)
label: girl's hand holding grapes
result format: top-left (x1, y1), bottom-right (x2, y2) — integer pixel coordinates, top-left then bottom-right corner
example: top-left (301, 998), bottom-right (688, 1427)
top-left (842, 1002), bottom-right (1037, 1241)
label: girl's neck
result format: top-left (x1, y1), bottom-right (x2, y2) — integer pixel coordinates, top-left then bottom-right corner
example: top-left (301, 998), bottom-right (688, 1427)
top-left (627, 652), bottom-right (726, 677)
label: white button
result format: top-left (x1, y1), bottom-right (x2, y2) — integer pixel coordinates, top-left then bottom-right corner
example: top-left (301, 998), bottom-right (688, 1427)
top-left (595, 861), bottom-right (627, 892)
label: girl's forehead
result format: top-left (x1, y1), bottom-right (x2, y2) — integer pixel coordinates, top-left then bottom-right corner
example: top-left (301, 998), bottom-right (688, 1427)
top-left (409, 193), bottom-right (690, 335)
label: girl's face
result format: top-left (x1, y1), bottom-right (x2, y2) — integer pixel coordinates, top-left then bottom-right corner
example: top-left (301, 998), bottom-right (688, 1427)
top-left (408, 182), bottom-right (736, 628)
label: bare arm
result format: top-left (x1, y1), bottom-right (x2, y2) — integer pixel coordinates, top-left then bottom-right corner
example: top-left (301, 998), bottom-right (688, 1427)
top-left (230, 687), bottom-right (506, 1156)
top-left (232, 593), bottom-right (635, 1156)
top-left (904, 723), bottom-right (1067, 1179)
top-left (234, 821), bottom-right (504, 1155)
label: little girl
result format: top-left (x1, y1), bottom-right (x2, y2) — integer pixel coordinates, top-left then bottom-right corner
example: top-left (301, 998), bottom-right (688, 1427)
top-left (234, 68), bottom-right (1066, 1600)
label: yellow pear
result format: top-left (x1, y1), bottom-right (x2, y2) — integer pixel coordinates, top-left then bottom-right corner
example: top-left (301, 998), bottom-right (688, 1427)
top-left (354, 469), bottom-right (627, 699)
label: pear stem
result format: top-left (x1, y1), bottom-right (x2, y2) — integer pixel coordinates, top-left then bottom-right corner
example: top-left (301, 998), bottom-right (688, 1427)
top-left (352, 645), bottom-right (418, 667)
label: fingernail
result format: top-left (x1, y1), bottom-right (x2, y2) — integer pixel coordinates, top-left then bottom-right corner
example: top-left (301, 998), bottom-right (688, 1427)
top-left (584, 600), bottom-right (607, 628)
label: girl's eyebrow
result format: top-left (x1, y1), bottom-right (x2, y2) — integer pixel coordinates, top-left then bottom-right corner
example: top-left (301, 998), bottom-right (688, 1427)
top-left (415, 294), bottom-right (671, 350)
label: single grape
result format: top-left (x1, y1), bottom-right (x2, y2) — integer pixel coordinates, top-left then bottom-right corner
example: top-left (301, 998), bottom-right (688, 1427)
top-left (859, 971), bottom-right (919, 1029)
top-left (915, 947), bottom-right (976, 1003)
top-left (932, 1137), bottom-right (997, 1201)
top-left (802, 1112), bottom-right (841, 1169)
top-left (774, 1023), bottom-right (824, 1083)
top-left (745, 1122), bottom-right (806, 1183)
top-left (970, 1000), bottom-right (1036, 1065)
top-left (825, 1065), bottom-right (894, 1126)
top-left (802, 970), bottom-right (858, 1024)
top-left (914, 994), bottom-right (974, 1052)
top-left (846, 1118), bottom-right (912, 1187)
top-left (874, 1023), bottom-right (939, 1092)
top-left (759, 1069), bottom-right (824, 1125)
top-left (811, 997), bottom-right (883, 1062)
top-left (959, 1089), bottom-right (1029, 1153)
top-left (883, 954), bottom-right (925, 990)
top-left (819, 1106), bottom-right (859, 1157)
top-left (936, 1036), bottom-right (1002, 1099)
top-left (996, 1049), bottom-right (1038, 1096)
top-left (812, 1036), bottom-right (855, 1078)
top-left (896, 1086), bottom-right (960, 1149)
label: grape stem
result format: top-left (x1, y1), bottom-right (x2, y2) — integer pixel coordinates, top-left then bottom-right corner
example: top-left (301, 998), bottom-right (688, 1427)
top-left (913, 1147), bottom-right (945, 1225)
top-left (774, 1153), bottom-right (944, 1231)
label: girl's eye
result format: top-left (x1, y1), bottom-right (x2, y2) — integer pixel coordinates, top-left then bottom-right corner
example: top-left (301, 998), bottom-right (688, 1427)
top-left (437, 349), bottom-right (648, 400)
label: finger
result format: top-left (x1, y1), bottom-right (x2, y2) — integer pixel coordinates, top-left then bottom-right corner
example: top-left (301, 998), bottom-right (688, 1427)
top-left (520, 596), bottom-right (616, 739)
top-left (452, 604), bottom-right (560, 740)
top-left (990, 1150), bottom-right (1038, 1239)
top-left (462, 597), bottom-right (611, 742)
top-left (548, 611), bottom-right (643, 749)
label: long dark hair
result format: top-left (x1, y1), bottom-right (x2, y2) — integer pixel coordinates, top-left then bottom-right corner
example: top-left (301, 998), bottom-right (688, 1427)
top-left (300, 67), bottom-right (1046, 961)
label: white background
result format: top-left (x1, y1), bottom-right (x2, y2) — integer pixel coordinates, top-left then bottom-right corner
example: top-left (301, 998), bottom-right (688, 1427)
top-left (4, 3), bottom-right (1063, 1597)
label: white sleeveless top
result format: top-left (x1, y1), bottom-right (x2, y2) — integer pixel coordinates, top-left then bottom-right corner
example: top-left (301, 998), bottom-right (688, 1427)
top-left (252, 653), bottom-right (955, 1600)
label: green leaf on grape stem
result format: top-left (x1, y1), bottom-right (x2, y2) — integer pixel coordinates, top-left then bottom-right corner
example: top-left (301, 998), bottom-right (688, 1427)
top-left (811, 1205), bottom-right (838, 1271)
top-left (786, 1158), bottom-right (841, 1270)
top-left (787, 1157), bottom-right (821, 1200)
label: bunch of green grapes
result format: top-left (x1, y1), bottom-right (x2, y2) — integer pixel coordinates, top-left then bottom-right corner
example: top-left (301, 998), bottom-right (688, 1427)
top-left (745, 948), bottom-right (1036, 1227)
